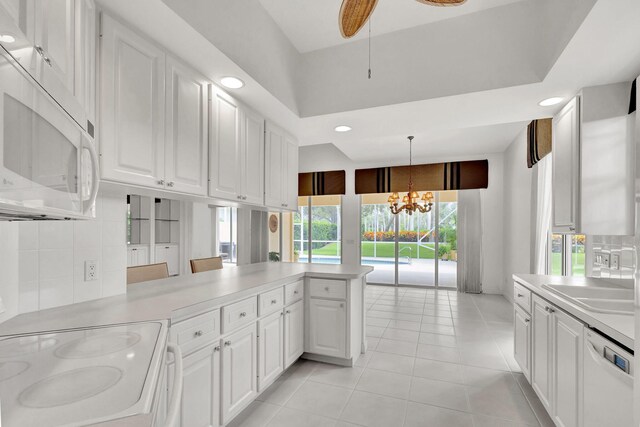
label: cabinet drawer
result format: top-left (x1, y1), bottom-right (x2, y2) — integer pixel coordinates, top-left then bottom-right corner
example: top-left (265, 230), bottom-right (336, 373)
top-left (309, 278), bottom-right (347, 300)
top-left (284, 280), bottom-right (304, 305)
top-left (514, 282), bottom-right (531, 313)
top-left (170, 309), bottom-right (220, 353)
top-left (259, 287), bottom-right (284, 316)
top-left (222, 297), bottom-right (258, 333)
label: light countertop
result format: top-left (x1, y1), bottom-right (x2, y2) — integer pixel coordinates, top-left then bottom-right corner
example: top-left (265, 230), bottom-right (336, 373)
top-left (513, 274), bottom-right (634, 349)
top-left (0, 262), bottom-right (373, 336)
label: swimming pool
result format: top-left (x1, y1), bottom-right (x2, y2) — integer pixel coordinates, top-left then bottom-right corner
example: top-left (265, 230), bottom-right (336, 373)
top-left (298, 256), bottom-right (408, 265)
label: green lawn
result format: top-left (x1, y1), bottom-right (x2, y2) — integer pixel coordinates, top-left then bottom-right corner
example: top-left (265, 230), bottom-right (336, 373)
top-left (551, 253), bottom-right (585, 276)
top-left (305, 242), bottom-right (437, 259)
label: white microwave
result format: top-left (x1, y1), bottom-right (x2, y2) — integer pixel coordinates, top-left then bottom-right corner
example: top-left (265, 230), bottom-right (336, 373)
top-left (0, 46), bottom-right (98, 220)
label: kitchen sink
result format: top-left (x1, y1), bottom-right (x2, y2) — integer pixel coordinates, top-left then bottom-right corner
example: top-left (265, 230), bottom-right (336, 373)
top-left (541, 284), bottom-right (634, 315)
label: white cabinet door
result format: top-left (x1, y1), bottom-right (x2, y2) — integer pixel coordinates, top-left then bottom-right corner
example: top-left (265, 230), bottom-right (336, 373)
top-left (552, 96), bottom-right (580, 233)
top-left (34, 1), bottom-right (75, 97)
top-left (264, 122), bottom-right (284, 209)
top-left (552, 307), bottom-right (583, 427)
top-left (531, 295), bottom-right (553, 412)
top-left (100, 13), bottom-right (165, 188)
top-left (308, 298), bottom-right (346, 358)
top-left (240, 107), bottom-right (265, 205)
top-left (74, 0), bottom-right (95, 132)
top-left (168, 344), bottom-right (221, 427)
top-left (221, 323), bottom-right (258, 424)
top-left (209, 86), bottom-right (240, 201)
top-left (258, 310), bottom-right (284, 391)
top-left (284, 299), bottom-right (304, 368)
top-left (156, 244), bottom-right (179, 276)
top-left (284, 135), bottom-right (298, 211)
top-left (514, 304), bottom-right (531, 381)
top-left (165, 56), bottom-right (208, 195)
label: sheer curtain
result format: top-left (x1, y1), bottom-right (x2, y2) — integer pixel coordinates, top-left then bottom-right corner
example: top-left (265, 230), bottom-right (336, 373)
top-left (532, 156), bottom-right (552, 274)
top-left (457, 190), bottom-right (483, 293)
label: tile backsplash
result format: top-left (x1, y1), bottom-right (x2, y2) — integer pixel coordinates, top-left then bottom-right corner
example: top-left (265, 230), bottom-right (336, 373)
top-left (588, 235), bottom-right (636, 279)
top-left (15, 194), bottom-right (127, 315)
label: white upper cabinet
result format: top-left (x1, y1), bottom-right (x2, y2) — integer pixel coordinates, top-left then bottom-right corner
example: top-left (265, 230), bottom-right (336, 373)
top-left (208, 87), bottom-right (265, 205)
top-left (241, 107), bottom-right (265, 205)
top-left (552, 96), bottom-right (580, 234)
top-left (165, 56), bottom-right (208, 196)
top-left (553, 82), bottom-right (636, 235)
top-left (209, 86), bottom-right (241, 201)
top-left (264, 122), bottom-right (284, 208)
top-left (285, 134), bottom-right (299, 210)
top-left (100, 13), bottom-right (166, 188)
top-left (74, 0), bottom-right (96, 132)
top-left (265, 121), bottom-right (298, 210)
top-left (0, 0), bottom-right (93, 128)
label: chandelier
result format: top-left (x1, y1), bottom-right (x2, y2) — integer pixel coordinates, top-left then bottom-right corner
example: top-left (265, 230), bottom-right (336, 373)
top-left (388, 136), bottom-right (434, 215)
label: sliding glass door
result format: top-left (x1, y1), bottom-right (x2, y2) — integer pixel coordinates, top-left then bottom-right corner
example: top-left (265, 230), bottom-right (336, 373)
top-left (361, 191), bottom-right (458, 288)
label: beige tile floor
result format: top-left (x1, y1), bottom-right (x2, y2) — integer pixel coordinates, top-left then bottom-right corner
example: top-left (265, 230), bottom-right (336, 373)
top-left (229, 285), bottom-right (554, 427)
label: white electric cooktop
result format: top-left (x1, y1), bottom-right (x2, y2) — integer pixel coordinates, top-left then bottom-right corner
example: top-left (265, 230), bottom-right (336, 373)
top-left (0, 321), bottom-right (165, 427)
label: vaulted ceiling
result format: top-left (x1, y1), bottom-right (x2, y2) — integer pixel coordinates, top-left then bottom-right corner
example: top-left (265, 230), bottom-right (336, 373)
top-left (104, 0), bottom-right (640, 163)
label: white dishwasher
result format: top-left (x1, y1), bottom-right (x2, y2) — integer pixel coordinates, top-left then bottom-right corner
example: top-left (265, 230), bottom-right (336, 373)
top-left (583, 328), bottom-right (634, 427)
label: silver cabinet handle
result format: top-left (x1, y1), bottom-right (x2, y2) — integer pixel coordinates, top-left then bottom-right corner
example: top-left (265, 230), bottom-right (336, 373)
top-left (167, 181), bottom-right (174, 187)
top-left (286, 310), bottom-right (291, 314)
top-left (242, 196), bottom-right (247, 200)
top-left (237, 195), bottom-right (242, 200)
top-left (35, 45), bottom-right (44, 55)
top-left (324, 286), bottom-right (330, 291)
top-left (214, 346), bottom-right (220, 352)
top-left (525, 318), bottom-right (530, 323)
top-left (158, 179), bottom-right (165, 185)
top-left (340, 303), bottom-right (344, 308)
top-left (548, 307), bottom-right (555, 313)
top-left (280, 311), bottom-right (284, 316)
top-left (239, 312), bottom-right (247, 317)
top-left (517, 293), bottom-right (523, 297)
top-left (293, 290), bottom-right (299, 295)
top-left (271, 299), bottom-right (277, 304)
top-left (194, 330), bottom-right (203, 337)
top-left (224, 341), bottom-right (231, 346)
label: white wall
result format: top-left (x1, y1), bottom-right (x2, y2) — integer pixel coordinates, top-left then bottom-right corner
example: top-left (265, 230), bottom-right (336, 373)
top-left (10, 194), bottom-right (128, 316)
top-left (299, 144), bottom-right (506, 294)
top-left (501, 129), bottom-right (534, 300)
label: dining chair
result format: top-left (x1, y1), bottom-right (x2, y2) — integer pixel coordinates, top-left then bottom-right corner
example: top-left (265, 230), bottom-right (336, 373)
top-left (127, 262), bottom-right (170, 284)
top-left (190, 256), bottom-right (224, 274)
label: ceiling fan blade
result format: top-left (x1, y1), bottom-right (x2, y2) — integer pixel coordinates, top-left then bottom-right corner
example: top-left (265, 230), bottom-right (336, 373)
top-left (415, 0), bottom-right (467, 6)
top-left (339, 0), bottom-right (379, 39)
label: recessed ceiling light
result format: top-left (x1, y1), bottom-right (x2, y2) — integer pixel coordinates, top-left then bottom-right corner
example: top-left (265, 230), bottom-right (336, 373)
top-left (220, 76), bottom-right (244, 89)
top-left (538, 97), bottom-right (564, 107)
top-left (334, 125), bottom-right (352, 132)
top-left (0, 34), bottom-right (15, 44)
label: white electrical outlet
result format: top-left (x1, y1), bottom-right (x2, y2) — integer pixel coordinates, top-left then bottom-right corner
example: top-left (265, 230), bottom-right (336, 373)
top-left (84, 260), bottom-right (98, 281)
top-left (611, 254), bottom-right (620, 270)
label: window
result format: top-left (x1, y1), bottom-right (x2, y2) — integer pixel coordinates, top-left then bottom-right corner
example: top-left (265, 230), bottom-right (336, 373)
top-left (217, 207), bottom-right (237, 264)
top-left (288, 195), bottom-right (342, 264)
top-left (548, 233), bottom-right (585, 277)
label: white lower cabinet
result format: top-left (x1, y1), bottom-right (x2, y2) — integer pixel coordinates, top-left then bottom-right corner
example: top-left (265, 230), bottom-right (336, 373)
top-left (552, 306), bottom-right (583, 427)
top-left (258, 310), bottom-right (284, 391)
top-left (513, 304), bottom-right (531, 381)
top-left (308, 298), bottom-right (346, 359)
top-left (221, 323), bottom-right (258, 424)
top-left (530, 294), bottom-right (583, 427)
top-left (284, 299), bottom-right (304, 368)
top-left (168, 343), bottom-right (220, 427)
top-left (531, 294), bottom-right (553, 411)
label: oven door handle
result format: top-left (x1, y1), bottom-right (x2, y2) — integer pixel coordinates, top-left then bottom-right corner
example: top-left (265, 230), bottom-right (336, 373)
top-left (82, 137), bottom-right (99, 215)
top-left (165, 343), bottom-right (183, 427)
